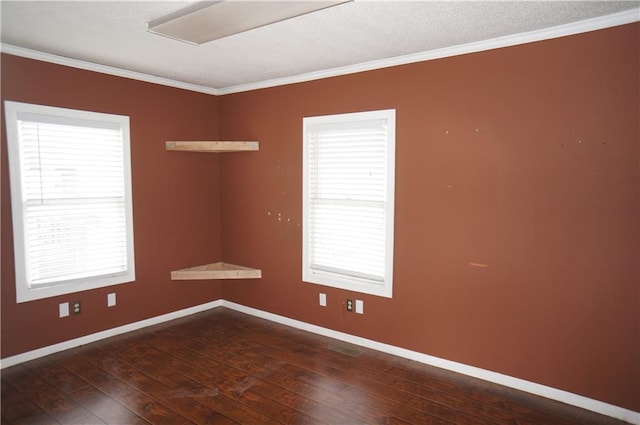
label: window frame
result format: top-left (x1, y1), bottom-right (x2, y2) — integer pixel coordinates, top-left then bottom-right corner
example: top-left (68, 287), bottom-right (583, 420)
top-left (4, 101), bottom-right (136, 303)
top-left (302, 109), bottom-right (395, 298)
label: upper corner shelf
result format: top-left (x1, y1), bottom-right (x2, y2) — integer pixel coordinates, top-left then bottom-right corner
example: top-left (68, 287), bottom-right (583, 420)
top-left (165, 141), bottom-right (259, 152)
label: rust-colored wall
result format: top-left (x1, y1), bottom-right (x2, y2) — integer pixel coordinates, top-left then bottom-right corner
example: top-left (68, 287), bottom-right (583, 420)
top-left (1, 24), bottom-right (638, 412)
top-left (1, 54), bottom-right (223, 358)
top-left (219, 24), bottom-right (640, 411)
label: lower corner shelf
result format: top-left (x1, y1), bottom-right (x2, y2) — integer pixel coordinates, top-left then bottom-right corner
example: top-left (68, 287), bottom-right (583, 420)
top-left (171, 262), bottom-right (262, 280)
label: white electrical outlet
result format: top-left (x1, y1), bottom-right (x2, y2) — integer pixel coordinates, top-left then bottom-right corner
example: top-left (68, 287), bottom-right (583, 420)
top-left (107, 293), bottom-right (116, 307)
top-left (319, 293), bottom-right (327, 307)
top-left (355, 299), bottom-right (364, 314)
top-left (59, 302), bottom-right (69, 318)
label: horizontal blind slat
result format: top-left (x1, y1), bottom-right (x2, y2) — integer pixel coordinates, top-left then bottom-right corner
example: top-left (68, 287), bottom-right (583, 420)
top-left (17, 115), bottom-right (130, 287)
top-left (307, 116), bottom-right (389, 282)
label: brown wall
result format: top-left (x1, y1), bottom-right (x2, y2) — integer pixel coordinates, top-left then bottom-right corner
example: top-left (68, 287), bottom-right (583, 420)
top-left (218, 24), bottom-right (640, 411)
top-left (1, 23), bottom-right (638, 412)
top-left (1, 54), bottom-right (223, 358)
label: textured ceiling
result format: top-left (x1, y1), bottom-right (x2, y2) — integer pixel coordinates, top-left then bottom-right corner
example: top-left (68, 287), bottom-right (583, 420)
top-left (1, 1), bottom-right (639, 94)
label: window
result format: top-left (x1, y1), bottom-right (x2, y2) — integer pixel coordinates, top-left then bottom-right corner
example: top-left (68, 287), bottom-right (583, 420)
top-left (303, 109), bottom-right (395, 298)
top-left (4, 101), bottom-right (135, 303)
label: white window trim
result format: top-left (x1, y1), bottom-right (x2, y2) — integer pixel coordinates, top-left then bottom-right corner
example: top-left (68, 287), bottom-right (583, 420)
top-left (302, 109), bottom-right (395, 298)
top-left (4, 101), bottom-right (135, 303)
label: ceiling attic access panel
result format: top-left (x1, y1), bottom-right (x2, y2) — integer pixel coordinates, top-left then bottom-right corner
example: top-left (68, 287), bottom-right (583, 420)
top-left (166, 140), bottom-right (261, 280)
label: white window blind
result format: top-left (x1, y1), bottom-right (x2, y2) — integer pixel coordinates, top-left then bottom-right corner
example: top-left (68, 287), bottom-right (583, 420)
top-left (303, 109), bottom-right (395, 298)
top-left (5, 101), bottom-right (135, 302)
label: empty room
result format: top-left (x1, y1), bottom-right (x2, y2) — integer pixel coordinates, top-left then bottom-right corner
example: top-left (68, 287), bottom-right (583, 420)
top-left (1, 1), bottom-right (638, 424)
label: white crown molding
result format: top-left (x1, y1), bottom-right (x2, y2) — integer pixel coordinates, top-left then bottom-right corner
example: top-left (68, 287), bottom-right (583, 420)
top-left (217, 7), bottom-right (640, 95)
top-left (2, 8), bottom-right (637, 96)
top-left (0, 298), bottom-right (637, 423)
top-left (221, 301), bottom-right (640, 425)
top-left (0, 44), bottom-right (221, 96)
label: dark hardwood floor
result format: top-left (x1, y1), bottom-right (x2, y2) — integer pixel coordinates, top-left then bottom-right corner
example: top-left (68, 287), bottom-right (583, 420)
top-left (1, 308), bottom-right (628, 424)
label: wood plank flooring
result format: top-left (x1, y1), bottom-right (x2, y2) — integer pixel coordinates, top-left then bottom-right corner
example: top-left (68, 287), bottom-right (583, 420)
top-left (1, 308), bottom-right (628, 424)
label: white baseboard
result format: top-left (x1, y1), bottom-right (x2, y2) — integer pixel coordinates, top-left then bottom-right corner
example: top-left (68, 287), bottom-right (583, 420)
top-left (1, 298), bottom-right (637, 424)
top-left (221, 301), bottom-right (640, 425)
top-left (0, 299), bottom-right (223, 369)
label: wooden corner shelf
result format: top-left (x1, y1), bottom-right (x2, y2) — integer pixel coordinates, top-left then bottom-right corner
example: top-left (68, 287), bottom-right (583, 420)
top-left (165, 141), bottom-right (259, 152)
top-left (167, 141), bottom-right (260, 281)
top-left (171, 262), bottom-right (262, 280)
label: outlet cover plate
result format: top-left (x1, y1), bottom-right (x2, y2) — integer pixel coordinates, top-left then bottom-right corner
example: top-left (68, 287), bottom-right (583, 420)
top-left (355, 299), bottom-right (364, 314)
top-left (319, 293), bottom-right (326, 307)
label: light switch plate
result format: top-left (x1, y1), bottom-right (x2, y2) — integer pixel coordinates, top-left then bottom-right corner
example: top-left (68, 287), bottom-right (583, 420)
top-left (355, 299), bottom-right (364, 314)
top-left (107, 293), bottom-right (116, 307)
top-left (319, 293), bottom-right (327, 307)
top-left (59, 302), bottom-right (69, 318)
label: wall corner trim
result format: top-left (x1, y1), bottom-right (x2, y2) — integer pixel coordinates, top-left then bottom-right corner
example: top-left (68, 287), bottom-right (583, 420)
top-left (2, 8), bottom-right (638, 96)
top-left (1, 299), bottom-right (637, 424)
top-left (215, 8), bottom-right (640, 95)
top-left (0, 299), bottom-right (223, 369)
top-left (221, 301), bottom-right (640, 425)
top-left (0, 43), bottom-right (221, 96)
